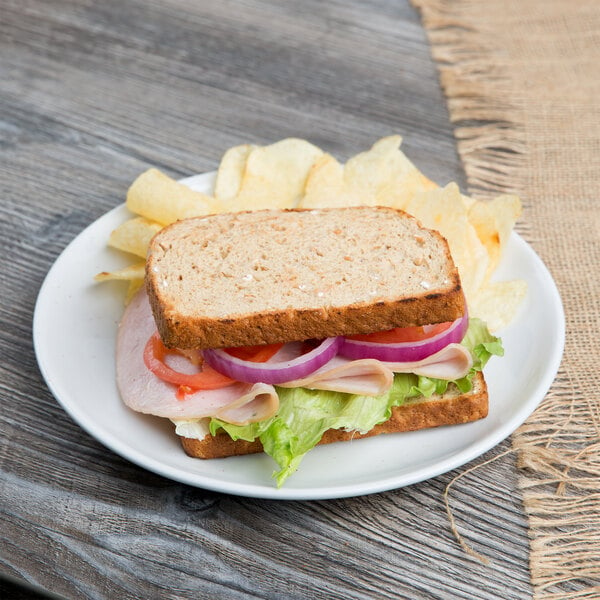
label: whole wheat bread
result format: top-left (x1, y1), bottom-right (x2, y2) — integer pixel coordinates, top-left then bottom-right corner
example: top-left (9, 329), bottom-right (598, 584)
top-left (146, 206), bottom-right (465, 349)
top-left (180, 372), bottom-right (488, 459)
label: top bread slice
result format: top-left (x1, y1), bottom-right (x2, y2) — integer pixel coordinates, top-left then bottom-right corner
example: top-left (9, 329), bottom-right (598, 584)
top-left (146, 206), bottom-right (465, 349)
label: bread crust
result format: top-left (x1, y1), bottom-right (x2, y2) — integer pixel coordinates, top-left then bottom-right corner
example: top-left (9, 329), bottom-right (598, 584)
top-left (151, 284), bottom-right (465, 349)
top-left (146, 207), bottom-right (465, 349)
top-left (180, 372), bottom-right (488, 459)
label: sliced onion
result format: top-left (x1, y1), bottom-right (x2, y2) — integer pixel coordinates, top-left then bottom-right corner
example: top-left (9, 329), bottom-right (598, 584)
top-left (203, 337), bottom-right (342, 384)
top-left (338, 314), bottom-right (469, 363)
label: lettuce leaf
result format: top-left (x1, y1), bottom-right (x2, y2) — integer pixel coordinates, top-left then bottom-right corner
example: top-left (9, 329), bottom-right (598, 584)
top-left (210, 319), bottom-right (502, 486)
top-left (464, 317), bottom-right (504, 370)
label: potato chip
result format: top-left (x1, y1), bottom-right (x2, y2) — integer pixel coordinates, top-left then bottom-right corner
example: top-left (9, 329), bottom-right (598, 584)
top-left (127, 169), bottom-right (217, 225)
top-left (460, 193), bottom-right (477, 210)
top-left (342, 135), bottom-right (402, 196)
top-left (419, 174), bottom-right (440, 191)
top-left (468, 194), bottom-right (522, 279)
top-left (108, 217), bottom-right (162, 258)
top-left (228, 139), bottom-right (323, 211)
top-left (349, 136), bottom-right (438, 210)
top-left (299, 136), bottom-right (434, 209)
top-left (125, 278), bottom-right (145, 304)
top-left (405, 183), bottom-right (489, 303)
top-left (95, 262), bottom-right (146, 304)
top-left (213, 144), bottom-right (255, 203)
top-left (344, 136), bottom-right (403, 202)
top-left (470, 280), bottom-right (528, 332)
top-left (299, 154), bottom-right (363, 208)
top-left (94, 261), bottom-right (145, 282)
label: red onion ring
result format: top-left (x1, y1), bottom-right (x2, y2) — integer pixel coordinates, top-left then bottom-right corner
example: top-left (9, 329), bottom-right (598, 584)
top-left (338, 314), bottom-right (469, 363)
top-left (203, 337), bottom-right (342, 384)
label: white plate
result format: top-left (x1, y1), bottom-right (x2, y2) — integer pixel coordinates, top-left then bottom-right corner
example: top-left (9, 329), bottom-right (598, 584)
top-left (33, 172), bottom-right (565, 500)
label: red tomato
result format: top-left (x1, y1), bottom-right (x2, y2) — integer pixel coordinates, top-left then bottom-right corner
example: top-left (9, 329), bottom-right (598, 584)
top-left (224, 343), bottom-right (283, 362)
top-left (347, 322), bottom-right (453, 344)
top-left (144, 334), bottom-right (284, 396)
top-left (144, 332), bottom-right (234, 390)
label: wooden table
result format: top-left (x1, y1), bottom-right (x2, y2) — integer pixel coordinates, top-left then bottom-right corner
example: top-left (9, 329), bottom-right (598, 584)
top-left (1, 1), bottom-right (533, 598)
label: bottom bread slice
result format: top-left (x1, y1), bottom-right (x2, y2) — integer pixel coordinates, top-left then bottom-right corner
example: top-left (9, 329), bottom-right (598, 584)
top-left (180, 371), bottom-right (488, 459)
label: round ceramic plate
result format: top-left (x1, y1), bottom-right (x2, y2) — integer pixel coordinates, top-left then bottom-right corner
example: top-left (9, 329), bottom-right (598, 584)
top-left (33, 172), bottom-right (565, 500)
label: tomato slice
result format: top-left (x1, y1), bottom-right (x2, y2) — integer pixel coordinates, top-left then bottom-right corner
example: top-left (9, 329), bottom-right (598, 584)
top-left (144, 332), bottom-right (235, 390)
top-left (224, 343), bottom-right (283, 362)
top-left (144, 334), bottom-right (285, 395)
top-left (347, 322), bottom-right (454, 344)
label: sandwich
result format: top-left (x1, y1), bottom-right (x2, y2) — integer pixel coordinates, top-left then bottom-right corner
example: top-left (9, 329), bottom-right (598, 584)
top-left (116, 205), bottom-right (502, 486)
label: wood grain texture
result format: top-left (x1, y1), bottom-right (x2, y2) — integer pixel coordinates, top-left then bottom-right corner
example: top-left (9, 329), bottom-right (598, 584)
top-left (0, 1), bottom-right (532, 598)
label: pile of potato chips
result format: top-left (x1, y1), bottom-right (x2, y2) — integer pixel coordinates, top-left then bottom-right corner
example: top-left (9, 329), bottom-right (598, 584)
top-left (96, 136), bottom-right (526, 331)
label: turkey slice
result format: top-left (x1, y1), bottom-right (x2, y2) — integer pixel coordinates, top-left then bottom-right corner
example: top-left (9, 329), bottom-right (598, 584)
top-left (116, 289), bottom-right (279, 424)
top-left (279, 354), bottom-right (394, 396)
top-left (382, 343), bottom-right (473, 380)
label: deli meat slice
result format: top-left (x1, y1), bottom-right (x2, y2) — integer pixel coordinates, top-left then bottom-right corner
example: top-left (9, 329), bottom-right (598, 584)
top-left (116, 290), bottom-right (279, 424)
top-left (382, 343), bottom-right (473, 380)
top-left (279, 353), bottom-right (394, 396)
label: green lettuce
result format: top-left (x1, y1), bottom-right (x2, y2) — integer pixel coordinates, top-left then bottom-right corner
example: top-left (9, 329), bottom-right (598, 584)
top-left (210, 318), bottom-right (502, 487)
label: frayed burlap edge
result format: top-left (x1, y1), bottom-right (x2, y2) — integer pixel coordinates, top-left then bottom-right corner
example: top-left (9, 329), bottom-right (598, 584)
top-left (411, 1), bottom-right (600, 598)
top-left (410, 1), bottom-right (527, 198)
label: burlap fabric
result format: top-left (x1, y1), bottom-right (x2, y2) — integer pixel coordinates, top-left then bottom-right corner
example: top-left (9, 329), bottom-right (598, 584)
top-left (411, 1), bottom-right (600, 597)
